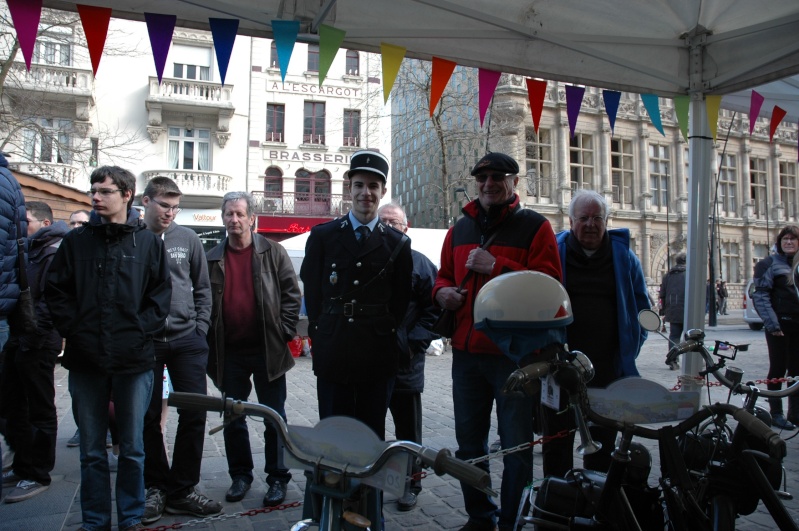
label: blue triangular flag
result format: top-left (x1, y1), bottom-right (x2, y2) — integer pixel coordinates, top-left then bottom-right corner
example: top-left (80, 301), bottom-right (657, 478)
top-left (272, 20), bottom-right (300, 83)
top-left (602, 90), bottom-right (621, 136)
top-left (209, 18), bottom-right (238, 85)
top-left (641, 94), bottom-right (665, 136)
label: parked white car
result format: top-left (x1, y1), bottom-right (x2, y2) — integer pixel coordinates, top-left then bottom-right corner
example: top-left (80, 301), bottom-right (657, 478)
top-left (743, 279), bottom-right (764, 331)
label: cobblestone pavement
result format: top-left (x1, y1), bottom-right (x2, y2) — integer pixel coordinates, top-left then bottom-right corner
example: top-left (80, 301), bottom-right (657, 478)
top-left (2, 312), bottom-right (798, 529)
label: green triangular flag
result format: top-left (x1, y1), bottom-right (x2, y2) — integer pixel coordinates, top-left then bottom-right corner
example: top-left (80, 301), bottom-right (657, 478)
top-left (674, 96), bottom-right (689, 142)
top-left (318, 24), bottom-right (346, 86)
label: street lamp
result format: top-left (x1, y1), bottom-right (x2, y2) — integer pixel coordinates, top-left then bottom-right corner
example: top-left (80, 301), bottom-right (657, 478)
top-left (454, 187), bottom-right (472, 202)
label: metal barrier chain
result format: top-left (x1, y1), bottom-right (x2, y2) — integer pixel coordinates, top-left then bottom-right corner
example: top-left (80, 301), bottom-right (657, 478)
top-left (671, 374), bottom-right (796, 392)
top-left (144, 501), bottom-right (302, 530)
top-left (467, 429), bottom-right (572, 466)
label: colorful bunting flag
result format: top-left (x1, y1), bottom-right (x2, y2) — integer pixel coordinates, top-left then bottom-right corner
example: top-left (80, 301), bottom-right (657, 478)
top-left (565, 85), bottom-right (585, 139)
top-left (381, 43), bottom-right (406, 104)
top-left (641, 94), bottom-right (665, 136)
top-left (674, 96), bottom-right (690, 142)
top-left (526, 79), bottom-right (547, 134)
top-left (209, 18), bottom-right (239, 86)
top-left (77, 4), bottom-right (112, 77)
top-left (478, 69), bottom-right (501, 127)
top-left (602, 90), bottom-right (621, 136)
top-left (430, 57), bottom-right (457, 117)
top-left (144, 13), bottom-right (176, 84)
top-left (770, 106), bottom-right (787, 142)
top-left (749, 91), bottom-right (765, 135)
top-left (318, 25), bottom-right (346, 86)
top-left (706, 95), bottom-right (721, 142)
top-left (7, 0), bottom-right (42, 71)
top-left (272, 20), bottom-right (300, 83)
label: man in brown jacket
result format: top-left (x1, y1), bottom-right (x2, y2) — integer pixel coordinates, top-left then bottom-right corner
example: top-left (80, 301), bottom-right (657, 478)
top-left (206, 191), bottom-right (301, 508)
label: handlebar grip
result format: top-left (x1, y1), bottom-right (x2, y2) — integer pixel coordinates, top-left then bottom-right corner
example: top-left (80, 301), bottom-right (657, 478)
top-left (667, 339), bottom-right (699, 362)
top-left (168, 392), bottom-right (226, 413)
top-left (733, 408), bottom-right (787, 460)
top-left (431, 449), bottom-right (491, 490)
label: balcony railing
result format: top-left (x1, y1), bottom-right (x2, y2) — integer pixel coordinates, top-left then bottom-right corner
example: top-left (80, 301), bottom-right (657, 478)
top-left (9, 62), bottom-right (94, 93)
top-left (303, 134), bottom-right (325, 145)
top-left (147, 77), bottom-right (233, 104)
top-left (141, 170), bottom-right (232, 195)
top-left (252, 191), bottom-right (350, 217)
top-left (8, 161), bottom-right (78, 186)
top-left (343, 136), bottom-right (360, 147)
top-left (265, 131), bottom-right (284, 142)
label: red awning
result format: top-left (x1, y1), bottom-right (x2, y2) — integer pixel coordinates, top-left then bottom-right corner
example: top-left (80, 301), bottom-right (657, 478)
top-left (256, 216), bottom-right (333, 234)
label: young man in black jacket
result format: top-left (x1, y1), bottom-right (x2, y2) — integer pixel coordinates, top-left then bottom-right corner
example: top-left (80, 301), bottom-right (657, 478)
top-left (46, 166), bottom-right (172, 531)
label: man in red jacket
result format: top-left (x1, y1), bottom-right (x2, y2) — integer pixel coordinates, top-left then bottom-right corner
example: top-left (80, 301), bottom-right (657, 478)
top-left (433, 152), bottom-right (561, 531)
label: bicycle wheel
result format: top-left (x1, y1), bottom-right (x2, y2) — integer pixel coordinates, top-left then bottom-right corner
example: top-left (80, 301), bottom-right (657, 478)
top-left (709, 495), bottom-right (736, 531)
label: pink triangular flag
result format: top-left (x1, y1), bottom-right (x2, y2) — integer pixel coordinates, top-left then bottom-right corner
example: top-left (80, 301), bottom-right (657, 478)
top-left (526, 79), bottom-right (547, 134)
top-left (478, 69), bottom-right (502, 127)
top-left (144, 13), bottom-right (177, 84)
top-left (7, 0), bottom-right (42, 71)
top-left (749, 90), bottom-right (765, 135)
top-left (429, 57), bottom-right (457, 117)
top-left (77, 4), bottom-right (112, 77)
top-left (770, 106), bottom-right (787, 142)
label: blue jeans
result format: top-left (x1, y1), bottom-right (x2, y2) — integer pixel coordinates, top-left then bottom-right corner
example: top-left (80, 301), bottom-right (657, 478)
top-left (71, 370), bottom-right (153, 531)
top-left (452, 349), bottom-right (534, 528)
top-left (222, 351), bottom-right (291, 486)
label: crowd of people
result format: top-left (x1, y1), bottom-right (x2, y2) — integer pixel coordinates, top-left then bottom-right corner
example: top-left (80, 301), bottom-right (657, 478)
top-left (0, 147), bottom-right (796, 531)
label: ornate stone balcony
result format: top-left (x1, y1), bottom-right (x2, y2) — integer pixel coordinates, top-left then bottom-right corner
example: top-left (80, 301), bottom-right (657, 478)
top-left (252, 191), bottom-right (350, 217)
top-left (141, 169), bottom-right (233, 208)
top-left (7, 62), bottom-right (95, 121)
top-left (8, 161), bottom-right (79, 187)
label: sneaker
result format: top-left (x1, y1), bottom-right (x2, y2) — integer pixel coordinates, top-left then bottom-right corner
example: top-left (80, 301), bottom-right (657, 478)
top-left (67, 429), bottom-right (80, 448)
top-left (4, 479), bottom-right (49, 503)
top-left (772, 414), bottom-right (796, 431)
top-left (2, 470), bottom-right (21, 487)
top-left (142, 487), bottom-right (166, 524)
top-left (108, 452), bottom-right (118, 473)
top-left (459, 519), bottom-right (498, 531)
top-left (165, 487), bottom-right (223, 517)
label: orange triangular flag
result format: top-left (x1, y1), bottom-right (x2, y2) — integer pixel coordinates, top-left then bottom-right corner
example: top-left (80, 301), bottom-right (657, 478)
top-left (429, 57), bottom-right (457, 116)
top-left (770, 106), bottom-right (787, 142)
top-left (526, 79), bottom-right (547, 133)
top-left (77, 4), bottom-right (112, 76)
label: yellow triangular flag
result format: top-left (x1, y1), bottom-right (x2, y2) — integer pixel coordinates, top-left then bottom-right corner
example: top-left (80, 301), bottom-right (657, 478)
top-left (380, 43), bottom-right (406, 104)
top-left (706, 95), bottom-right (722, 142)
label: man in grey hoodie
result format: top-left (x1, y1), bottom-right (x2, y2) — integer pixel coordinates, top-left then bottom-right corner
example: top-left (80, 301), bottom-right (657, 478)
top-left (140, 177), bottom-right (220, 524)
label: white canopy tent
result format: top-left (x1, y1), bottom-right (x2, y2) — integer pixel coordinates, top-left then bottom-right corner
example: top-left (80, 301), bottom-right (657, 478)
top-left (42, 0), bottom-right (799, 386)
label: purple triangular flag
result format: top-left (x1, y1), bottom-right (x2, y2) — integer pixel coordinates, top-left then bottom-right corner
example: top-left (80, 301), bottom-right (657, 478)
top-left (7, 0), bottom-right (42, 71)
top-left (602, 90), bottom-right (621, 136)
top-left (565, 85), bottom-right (585, 139)
top-left (209, 18), bottom-right (239, 85)
top-left (272, 20), bottom-right (300, 83)
top-left (144, 13), bottom-right (176, 84)
top-left (749, 90), bottom-right (765, 135)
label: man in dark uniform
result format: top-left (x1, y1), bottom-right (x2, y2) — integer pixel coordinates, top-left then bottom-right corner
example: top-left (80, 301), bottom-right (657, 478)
top-left (300, 149), bottom-right (412, 440)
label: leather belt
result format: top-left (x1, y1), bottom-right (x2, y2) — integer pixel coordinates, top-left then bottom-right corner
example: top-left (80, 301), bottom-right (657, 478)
top-left (322, 302), bottom-right (389, 317)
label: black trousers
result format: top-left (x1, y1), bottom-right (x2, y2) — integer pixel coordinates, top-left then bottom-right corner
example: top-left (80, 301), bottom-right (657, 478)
top-left (317, 376), bottom-right (395, 441)
top-left (3, 343), bottom-right (59, 485)
top-left (143, 329), bottom-right (209, 499)
top-left (389, 391), bottom-right (422, 492)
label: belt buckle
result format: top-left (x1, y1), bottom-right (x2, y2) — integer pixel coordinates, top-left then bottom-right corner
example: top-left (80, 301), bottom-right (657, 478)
top-left (343, 303), bottom-right (354, 317)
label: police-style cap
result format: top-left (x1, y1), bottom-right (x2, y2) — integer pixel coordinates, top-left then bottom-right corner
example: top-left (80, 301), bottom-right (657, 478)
top-left (347, 150), bottom-right (389, 182)
top-left (470, 152), bottom-right (520, 176)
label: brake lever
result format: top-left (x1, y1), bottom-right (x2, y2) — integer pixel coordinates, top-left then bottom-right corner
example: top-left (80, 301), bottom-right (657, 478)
top-left (208, 411), bottom-right (242, 435)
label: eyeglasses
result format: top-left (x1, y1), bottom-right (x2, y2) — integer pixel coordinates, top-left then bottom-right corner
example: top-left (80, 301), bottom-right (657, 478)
top-left (151, 198), bottom-right (182, 214)
top-left (576, 215), bottom-right (606, 225)
top-left (475, 173), bottom-right (511, 183)
top-left (87, 188), bottom-right (122, 197)
top-left (381, 218), bottom-right (406, 229)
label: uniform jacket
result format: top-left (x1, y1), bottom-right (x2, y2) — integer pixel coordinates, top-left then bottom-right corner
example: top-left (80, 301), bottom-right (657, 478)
top-left (395, 249), bottom-right (440, 393)
top-left (556, 228), bottom-right (649, 379)
top-left (432, 195), bottom-right (561, 355)
top-left (45, 210), bottom-right (172, 374)
top-left (0, 153), bottom-right (26, 318)
top-left (206, 233), bottom-right (301, 385)
top-left (752, 253), bottom-right (799, 333)
top-left (158, 222), bottom-right (211, 341)
top-left (659, 263), bottom-right (686, 324)
top-left (19, 221), bottom-right (69, 352)
top-left (300, 216), bottom-right (413, 383)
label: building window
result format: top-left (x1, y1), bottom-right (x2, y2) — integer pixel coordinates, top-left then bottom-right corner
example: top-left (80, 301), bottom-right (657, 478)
top-left (23, 119), bottom-right (72, 164)
top-left (295, 169), bottom-right (331, 215)
top-left (346, 50), bottom-right (359, 75)
top-left (343, 110), bottom-right (360, 147)
top-left (720, 241), bottom-right (740, 283)
top-left (89, 138), bottom-right (99, 167)
top-left (780, 161), bottom-right (798, 219)
top-left (648, 143), bottom-right (670, 208)
top-left (173, 63), bottom-right (210, 80)
top-left (33, 40), bottom-right (71, 66)
top-left (569, 133), bottom-right (594, 191)
top-left (171, 44), bottom-right (212, 80)
top-left (753, 243), bottom-right (769, 271)
top-left (611, 138), bottom-right (634, 208)
top-left (266, 104), bottom-right (285, 142)
top-left (750, 157), bottom-right (767, 218)
top-left (303, 101), bottom-right (325, 144)
top-left (168, 127), bottom-right (211, 171)
top-left (717, 153), bottom-right (737, 216)
top-left (525, 127), bottom-right (553, 199)
top-left (270, 42), bottom-right (279, 69)
top-left (307, 45), bottom-right (320, 72)
top-left (264, 167), bottom-right (282, 195)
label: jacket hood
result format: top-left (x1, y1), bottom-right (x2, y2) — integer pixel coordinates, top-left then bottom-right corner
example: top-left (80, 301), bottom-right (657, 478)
top-left (89, 208), bottom-right (145, 229)
top-left (30, 220), bottom-right (69, 246)
top-left (0, 152), bottom-right (7, 168)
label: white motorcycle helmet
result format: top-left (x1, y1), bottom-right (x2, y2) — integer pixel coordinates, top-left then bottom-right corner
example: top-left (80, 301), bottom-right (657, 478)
top-left (474, 271), bottom-right (573, 363)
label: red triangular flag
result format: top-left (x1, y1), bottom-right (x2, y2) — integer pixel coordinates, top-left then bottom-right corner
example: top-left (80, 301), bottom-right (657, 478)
top-left (526, 79), bottom-right (547, 134)
top-left (429, 57), bottom-right (457, 117)
top-left (7, 0), bottom-right (42, 71)
top-left (77, 4), bottom-right (112, 77)
top-left (769, 106), bottom-right (787, 143)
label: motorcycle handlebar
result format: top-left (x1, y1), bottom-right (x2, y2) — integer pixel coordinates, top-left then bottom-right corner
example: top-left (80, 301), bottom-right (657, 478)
top-left (418, 447), bottom-right (492, 492)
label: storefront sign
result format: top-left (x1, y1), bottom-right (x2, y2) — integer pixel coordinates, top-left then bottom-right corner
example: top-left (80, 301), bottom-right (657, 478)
top-left (264, 150), bottom-right (351, 165)
top-left (257, 215), bottom-right (332, 233)
top-left (269, 81), bottom-right (361, 98)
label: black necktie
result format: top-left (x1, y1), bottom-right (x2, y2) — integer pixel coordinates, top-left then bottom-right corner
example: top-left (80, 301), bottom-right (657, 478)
top-left (356, 225), bottom-right (371, 245)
